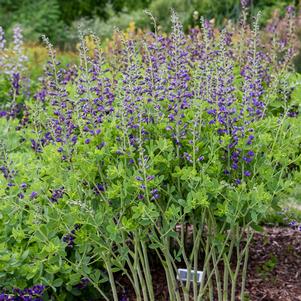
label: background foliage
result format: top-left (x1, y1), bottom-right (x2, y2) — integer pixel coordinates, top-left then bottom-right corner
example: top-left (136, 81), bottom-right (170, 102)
top-left (0, 0), bottom-right (300, 47)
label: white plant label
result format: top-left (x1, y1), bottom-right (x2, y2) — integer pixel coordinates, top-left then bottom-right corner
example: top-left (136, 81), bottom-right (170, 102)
top-left (177, 268), bottom-right (203, 283)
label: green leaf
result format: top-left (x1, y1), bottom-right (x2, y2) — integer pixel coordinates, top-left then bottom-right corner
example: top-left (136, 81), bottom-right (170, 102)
top-left (250, 223), bottom-right (264, 232)
top-left (53, 278), bottom-right (64, 287)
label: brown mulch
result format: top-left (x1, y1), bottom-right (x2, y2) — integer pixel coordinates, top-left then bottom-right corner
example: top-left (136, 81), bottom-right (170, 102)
top-left (245, 227), bottom-right (301, 301)
top-left (116, 227), bottom-right (301, 301)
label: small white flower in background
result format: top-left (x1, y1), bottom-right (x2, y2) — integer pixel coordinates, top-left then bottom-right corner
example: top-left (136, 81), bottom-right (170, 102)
top-left (0, 26), bottom-right (5, 50)
top-left (12, 25), bottom-right (28, 74)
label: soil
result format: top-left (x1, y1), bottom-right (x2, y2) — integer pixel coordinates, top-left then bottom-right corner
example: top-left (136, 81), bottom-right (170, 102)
top-left (116, 227), bottom-right (301, 301)
top-left (245, 227), bottom-right (301, 301)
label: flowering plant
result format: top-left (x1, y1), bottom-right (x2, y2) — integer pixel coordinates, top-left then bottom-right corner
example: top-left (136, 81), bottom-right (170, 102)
top-left (0, 25), bottom-right (29, 120)
top-left (0, 4), bottom-right (301, 300)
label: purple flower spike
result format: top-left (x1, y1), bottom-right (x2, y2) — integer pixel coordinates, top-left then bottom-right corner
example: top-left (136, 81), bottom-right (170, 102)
top-left (241, 0), bottom-right (250, 8)
top-left (244, 171), bottom-right (251, 177)
top-left (0, 111), bottom-right (7, 117)
top-left (18, 193), bottom-right (24, 199)
top-left (286, 5), bottom-right (295, 15)
top-left (20, 183), bottom-right (27, 189)
top-left (94, 183), bottom-right (105, 195)
top-left (247, 150), bottom-right (254, 157)
top-left (30, 191), bottom-right (38, 199)
top-left (147, 175), bottom-right (155, 181)
top-left (289, 221), bottom-right (297, 227)
top-left (76, 277), bottom-right (90, 289)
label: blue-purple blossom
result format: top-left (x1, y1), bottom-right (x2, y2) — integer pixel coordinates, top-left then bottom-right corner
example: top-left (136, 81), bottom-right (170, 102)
top-left (244, 171), bottom-right (251, 177)
top-left (146, 175), bottom-right (155, 181)
top-left (240, 0), bottom-right (250, 7)
top-left (20, 183), bottom-right (27, 189)
top-left (94, 183), bottom-right (105, 195)
top-left (76, 277), bottom-right (90, 289)
top-left (18, 193), bottom-right (24, 199)
top-left (50, 187), bottom-right (64, 203)
top-left (0, 285), bottom-right (45, 301)
top-left (30, 192), bottom-right (38, 199)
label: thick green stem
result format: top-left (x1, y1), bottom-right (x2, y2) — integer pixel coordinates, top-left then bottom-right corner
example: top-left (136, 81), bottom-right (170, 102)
top-left (241, 229), bottom-right (253, 301)
top-left (230, 226), bottom-right (242, 301)
top-left (198, 227), bottom-right (211, 300)
top-left (165, 255), bottom-right (179, 301)
top-left (240, 241), bottom-right (250, 301)
top-left (192, 222), bottom-right (202, 301)
top-left (163, 238), bottom-right (182, 301)
top-left (155, 248), bottom-right (176, 301)
top-left (179, 220), bottom-right (191, 301)
top-left (198, 221), bottom-right (232, 300)
top-left (105, 261), bottom-right (119, 301)
top-left (134, 237), bottom-right (148, 301)
top-left (230, 227), bottom-right (253, 301)
top-left (122, 236), bottom-right (142, 301)
top-left (223, 226), bottom-right (235, 301)
top-left (208, 267), bottom-right (214, 301)
top-left (141, 240), bottom-right (155, 300)
top-left (212, 246), bottom-right (222, 301)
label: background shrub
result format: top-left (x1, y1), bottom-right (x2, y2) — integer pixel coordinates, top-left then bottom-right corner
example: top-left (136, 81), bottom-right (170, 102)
top-left (0, 0), bottom-right (299, 46)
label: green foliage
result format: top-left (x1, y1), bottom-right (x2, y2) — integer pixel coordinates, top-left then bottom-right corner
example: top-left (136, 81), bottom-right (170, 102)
top-left (0, 0), bottom-right (299, 45)
top-left (0, 8), bottom-right (301, 300)
top-left (69, 6), bottom-right (149, 40)
top-left (0, 0), bottom-right (64, 42)
top-left (256, 255), bottom-right (278, 280)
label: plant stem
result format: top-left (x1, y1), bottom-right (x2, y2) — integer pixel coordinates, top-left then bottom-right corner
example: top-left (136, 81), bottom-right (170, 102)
top-left (230, 226), bottom-right (242, 301)
top-left (105, 261), bottom-right (119, 301)
top-left (163, 237), bottom-right (182, 301)
top-left (223, 226), bottom-right (235, 301)
top-left (134, 235), bottom-right (149, 301)
top-left (192, 221), bottom-right (202, 301)
top-left (212, 246), bottom-right (222, 301)
top-left (240, 240), bottom-right (249, 301)
top-left (241, 228), bottom-right (253, 301)
top-left (208, 263), bottom-right (214, 301)
top-left (141, 240), bottom-right (155, 300)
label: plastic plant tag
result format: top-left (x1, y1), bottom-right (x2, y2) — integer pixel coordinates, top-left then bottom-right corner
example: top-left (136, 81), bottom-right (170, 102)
top-left (177, 268), bottom-right (203, 283)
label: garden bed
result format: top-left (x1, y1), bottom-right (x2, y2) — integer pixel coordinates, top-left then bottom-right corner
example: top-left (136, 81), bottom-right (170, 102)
top-left (116, 227), bottom-right (301, 301)
top-left (245, 227), bottom-right (301, 301)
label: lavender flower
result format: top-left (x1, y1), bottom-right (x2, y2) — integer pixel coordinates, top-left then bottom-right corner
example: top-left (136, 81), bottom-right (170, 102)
top-left (244, 170), bottom-right (251, 177)
top-left (94, 183), bottom-right (105, 195)
top-left (63, 224), bottom-right (80, 248)
top-left (286, 5), bottom-right (295, 16)
top-left (12, 26), bottom-right (28, 71)
top-left (0, 285), bottom-right (45, 301)
top-left (76, 278), bottom-right (90, 289)
top-left (50, 187), bottom-right (64, 203)
top-left (240, 0), bottom-right (250, 8)
top-left (20, 183), bottom-right (27, 189)
top-left (30, 192), bottom-right (38, 199)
